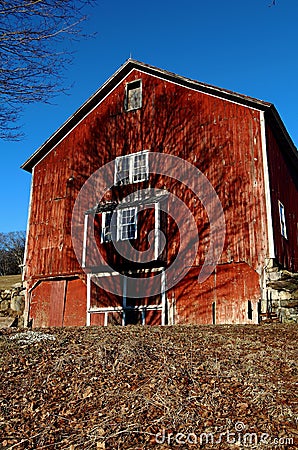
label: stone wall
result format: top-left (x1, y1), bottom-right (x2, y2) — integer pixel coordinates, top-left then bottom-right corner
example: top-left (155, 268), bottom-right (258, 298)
top-left (0, 282), bottom-right (25, 328)
top-left (263, 261), bottom-right (298, 323)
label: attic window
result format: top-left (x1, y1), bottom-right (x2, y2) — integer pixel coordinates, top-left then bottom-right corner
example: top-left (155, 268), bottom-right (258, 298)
top-left (115, 150), bottom-right (149, 185)
top-left (278, 201), bottom-right (287, 239)
top-left (125, 80), bottom-right (142, 111)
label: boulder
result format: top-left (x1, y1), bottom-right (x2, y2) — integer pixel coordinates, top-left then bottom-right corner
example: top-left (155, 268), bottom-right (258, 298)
top-left (11, 296), bottom-right (25, 312)
top-left (0, 317), bottom-right (16, 328)
top-left (0, 300), bottom-right (10, 311)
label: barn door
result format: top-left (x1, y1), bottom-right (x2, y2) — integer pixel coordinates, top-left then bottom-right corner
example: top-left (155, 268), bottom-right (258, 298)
top-left (30, 280), bottom-right (66, 328)
top-left (88, 269), bottom-right (166, 326)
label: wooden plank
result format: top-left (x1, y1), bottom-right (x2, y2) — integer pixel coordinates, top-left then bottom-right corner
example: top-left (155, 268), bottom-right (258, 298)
top-left (49, 280), bottom-right (66, 327)
top-left (30, 281), bottom-right (51, 328)
top-left (90, 313), bottom-right (105, 326)
top-left (266, 123), bottom-right (298, 272)
top-left (24, 68), bottom-right (296, 326)
top-left (63, 278), bottom-right (87, 327)
top-left (173, 263), bottom-right (260, 324)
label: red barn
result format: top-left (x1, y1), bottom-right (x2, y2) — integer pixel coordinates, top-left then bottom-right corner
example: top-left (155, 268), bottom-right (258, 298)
top-left (21, 60), bottom-right (298, 327)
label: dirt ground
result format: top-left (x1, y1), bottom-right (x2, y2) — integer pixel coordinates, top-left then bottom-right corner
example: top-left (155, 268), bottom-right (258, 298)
top-left (0, 324), bottom-right (297, 449)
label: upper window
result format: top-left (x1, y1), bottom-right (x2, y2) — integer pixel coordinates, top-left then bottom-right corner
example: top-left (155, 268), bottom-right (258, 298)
top-left (278, 200), bottom-right (287, 239)
top-left (125, 80), bottom-right (142, 111)
top-left (115, 150), bottom-right (149, 186)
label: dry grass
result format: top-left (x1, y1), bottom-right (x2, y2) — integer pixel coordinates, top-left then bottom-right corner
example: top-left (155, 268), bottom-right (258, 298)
top-left (0, 324), bottom-right (297, 449)
top-left (0, 275), bottom-right (22, 290)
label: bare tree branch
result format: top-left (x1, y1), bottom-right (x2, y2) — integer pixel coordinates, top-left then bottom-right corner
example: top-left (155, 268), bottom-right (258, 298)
top-left (0, 0), bottom-right (96, 140)
top-left (0, 231), bottom-right (26, 275)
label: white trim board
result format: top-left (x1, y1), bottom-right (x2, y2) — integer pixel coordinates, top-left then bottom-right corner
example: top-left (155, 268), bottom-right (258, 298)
top-left (260, 111), bottom-right (275, 259)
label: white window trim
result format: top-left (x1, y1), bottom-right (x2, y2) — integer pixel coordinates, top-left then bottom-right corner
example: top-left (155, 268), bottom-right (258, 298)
top-left (278, 200), bottom-right (287, 239)
top-left (117, 206), bottom-right (138, 241)
top-left (101, 211), bottom-right (113, 243)
top-left (101, 207), bottom-right (138, 243)
top-left (125, 79), bottom-right (142, 111)
top-left (114, 150), bottom-right (149, 186)
top-left (82, 214), bottom-right (89, 267)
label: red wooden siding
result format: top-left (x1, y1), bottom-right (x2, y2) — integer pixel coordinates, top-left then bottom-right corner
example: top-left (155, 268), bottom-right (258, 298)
top-left (63, 279), bottom-right (87, 327)
top-left (25, 70), bottom-right (269, 284)
top-left (172, 263), bottom-right (260, 324)
top-left (29, 278), bottom-right (86, 327)
top-left (30, 280), bottom-right (66, 327)
top-left (90, 314), bottom-right (105, 326)
top-left (26, 65), bottom-right (294, 327)
top-left (85, 205), bottom-right (167, 271)
top-left (266, 123), bottom-right (298, 272)
top-left (29, 282), bottom-right (51, 328)
top-left (91, 283), bottom-right (123, 310)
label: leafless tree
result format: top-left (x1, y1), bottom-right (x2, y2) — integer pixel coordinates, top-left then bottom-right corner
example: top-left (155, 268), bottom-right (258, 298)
top-left (0, 0), bottom-right (95, 140)
top-left (0, 231), bottom-right (26, 275)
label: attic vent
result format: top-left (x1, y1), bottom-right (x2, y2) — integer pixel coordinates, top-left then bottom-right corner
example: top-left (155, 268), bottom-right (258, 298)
top-left (125, 79), bottom-right (142, 111)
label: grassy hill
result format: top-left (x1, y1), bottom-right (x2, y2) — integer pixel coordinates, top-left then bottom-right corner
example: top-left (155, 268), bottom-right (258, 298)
top-left (0, 324), bottom-right (297, 449)
top-left (0, 274), bottom-right (22, 290)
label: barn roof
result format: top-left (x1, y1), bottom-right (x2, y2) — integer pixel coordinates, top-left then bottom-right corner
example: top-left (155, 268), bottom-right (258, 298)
top-left (21, 59), bottom-right (298, 173)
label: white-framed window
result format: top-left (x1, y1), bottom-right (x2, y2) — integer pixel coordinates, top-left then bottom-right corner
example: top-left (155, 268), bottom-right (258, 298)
top-left (125, 79), bottom-right (142, 111)
top-left (278, 200), bottom-right (287, 239)
top-left (101, 211), bottom-right (113, 243)
top-left (115, 150), bottom-right (149, 186)
top-left (101, 207), bottom-right (138, 242)
top-left (132, 151), bottom-right (148, 183)
top-left (118, 207), bottom-right (137, 241)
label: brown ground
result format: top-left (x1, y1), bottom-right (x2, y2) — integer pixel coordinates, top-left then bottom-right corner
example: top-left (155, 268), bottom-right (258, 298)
top-left (0, 324), bottom-right (297, 449)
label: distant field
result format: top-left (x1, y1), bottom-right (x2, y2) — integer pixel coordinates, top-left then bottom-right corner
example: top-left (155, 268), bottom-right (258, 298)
top-left (0, 274), bottom-right (22, 290)
top-left (0, 324), bottom-right (297, 449)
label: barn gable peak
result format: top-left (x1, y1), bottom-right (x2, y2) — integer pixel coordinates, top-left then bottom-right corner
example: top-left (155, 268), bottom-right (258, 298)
top-left (21, 59), bottom-right (297, 172)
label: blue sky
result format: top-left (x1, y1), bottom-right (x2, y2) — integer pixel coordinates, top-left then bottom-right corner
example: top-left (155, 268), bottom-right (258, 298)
top-left (1, 0), bottom-right (297, 233)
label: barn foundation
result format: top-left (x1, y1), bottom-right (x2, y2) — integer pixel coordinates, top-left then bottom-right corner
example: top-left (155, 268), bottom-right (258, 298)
top-left (262, 259), bottom-right (298, 323)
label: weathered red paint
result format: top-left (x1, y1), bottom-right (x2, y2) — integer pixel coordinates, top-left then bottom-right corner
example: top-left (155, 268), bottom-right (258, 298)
top-left (49, 280), bottom-right (66, 327)
top-left (30, 280), bottom-right (65, 327)
top-left (171, 263), bottom-right (260, 324)
top-left (29, 278), bottom-right (86, 327)
top-left (90, 313), bottom-right (105, 326)
top-left (265, 123), bottom-right (298, 272)
top-left (22, 60), bottom-right (298, 327)
top-left (63, 278), bottom-right (87, 327)
top-left (29, 281), bottom-right (51, 328)
top-left (25, 73), bottom-right (269, 280)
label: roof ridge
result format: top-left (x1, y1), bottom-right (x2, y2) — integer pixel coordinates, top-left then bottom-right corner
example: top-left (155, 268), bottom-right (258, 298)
top-left (21, 59), bottom-right (296, 173)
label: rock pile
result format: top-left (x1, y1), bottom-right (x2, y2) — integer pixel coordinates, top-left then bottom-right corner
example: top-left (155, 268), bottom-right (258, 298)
top-left (0, 282), bottom-right (25, 328)
top-left (265, 265), bottom-right (298, 323)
